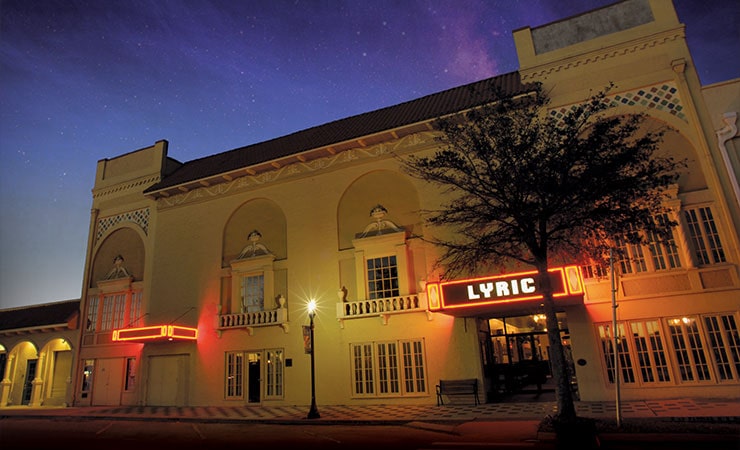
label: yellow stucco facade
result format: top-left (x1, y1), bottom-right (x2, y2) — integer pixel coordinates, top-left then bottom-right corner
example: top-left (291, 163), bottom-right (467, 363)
top-left (70, 0), bottom-right (740, 407)
top-left (3, 0), bottom-right (737, 409)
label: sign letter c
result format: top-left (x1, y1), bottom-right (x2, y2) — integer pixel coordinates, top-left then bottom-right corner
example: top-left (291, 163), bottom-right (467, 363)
top-left (520, 278), bottom-right (536, 293)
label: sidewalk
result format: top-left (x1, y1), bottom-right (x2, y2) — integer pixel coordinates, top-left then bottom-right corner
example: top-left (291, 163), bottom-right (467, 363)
top-left (1, 397), bottom-right (739, 424)
top-left (2, 398), bottom-right (739, 448)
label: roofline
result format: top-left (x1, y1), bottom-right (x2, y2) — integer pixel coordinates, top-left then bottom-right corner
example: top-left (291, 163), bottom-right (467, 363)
top-left (0, 298), bottom-right (80, 313)
top-left (143, 72), bottom-right (532, 198)
top-left (0, 323), bottom-right (76, 336)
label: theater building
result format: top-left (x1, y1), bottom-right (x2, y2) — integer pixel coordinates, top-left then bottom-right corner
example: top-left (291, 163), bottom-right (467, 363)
top-left (57, 0), bottom-right (739, 409)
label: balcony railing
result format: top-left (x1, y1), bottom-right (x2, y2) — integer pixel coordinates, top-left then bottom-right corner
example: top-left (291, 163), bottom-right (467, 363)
top-left (336, 294), bottom-right (431, 327)
top-left (218, 307), bottom-right (289, 335)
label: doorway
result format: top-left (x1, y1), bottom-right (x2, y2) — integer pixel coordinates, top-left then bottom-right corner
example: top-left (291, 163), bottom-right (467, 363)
top-left (92, 358), bottom-right (124, 406)
top-left (247, 352), bottom-right (261, 403)
top-left (147, 355), bottom-right (189, 406)
top-left (483, 313), bottom-right (576, 401)
top-left (21, 359), bottom-right (37, 405)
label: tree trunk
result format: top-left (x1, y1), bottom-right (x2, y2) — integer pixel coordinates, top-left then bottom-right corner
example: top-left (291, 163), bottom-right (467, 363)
top-left (538, 264), bottom-right (577, 420)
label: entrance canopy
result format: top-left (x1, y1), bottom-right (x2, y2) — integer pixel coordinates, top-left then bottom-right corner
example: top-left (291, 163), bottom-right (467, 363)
top-left (426, 266), bottom-right (584, 317)
top-left (112, 325), bottom-right (198, 343)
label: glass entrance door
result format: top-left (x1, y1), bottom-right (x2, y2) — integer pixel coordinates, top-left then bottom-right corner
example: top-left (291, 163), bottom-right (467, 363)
top-left (486, 313), bottom-right (573, 399)
top-left (247, 352), bottom-right (261, 403)
top-left (21, 359), bottom-right (37, 405)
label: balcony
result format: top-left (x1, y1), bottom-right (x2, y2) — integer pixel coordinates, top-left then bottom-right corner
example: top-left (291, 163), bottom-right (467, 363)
top-left (336, 294), bottom-right (432, 327)
top-left (218, 307), bottom-right (289, 335)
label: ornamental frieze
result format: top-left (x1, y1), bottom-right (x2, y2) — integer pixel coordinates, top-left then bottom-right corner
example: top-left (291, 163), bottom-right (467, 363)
top-left (157, 131), bottom-right (438, 208)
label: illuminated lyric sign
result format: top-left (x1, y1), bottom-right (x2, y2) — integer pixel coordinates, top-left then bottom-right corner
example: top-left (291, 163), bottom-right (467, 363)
top-left (112, 325), bottom-right (198, 343)
top-left (426, 266), bottom-right (584, 312)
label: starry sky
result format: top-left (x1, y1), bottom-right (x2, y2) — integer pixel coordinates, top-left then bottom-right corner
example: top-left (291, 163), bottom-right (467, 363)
top-left (1, 0), bottom-right (738, 309)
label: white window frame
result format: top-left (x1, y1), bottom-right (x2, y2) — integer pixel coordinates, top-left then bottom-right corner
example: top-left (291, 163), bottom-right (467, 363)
top-left (646, 213), bottom-right (682, 270)
top-left (88, 278), bottom-right (144, 334)
top-left (684, 206), bottom-right (726, 265)
top-left (129, 291), bottom-right (143, 327)
top-left (350, 338), bottom-right (428, 398)
top-left (86, 295), bottom-right (99, 331)
top-left (264, 349), bottom-right (284, 399)
top-left (703, 314), bottom-right (740, 382)
top-left (582, 213), bottom-right (682, 279)
top-left (366, 255), bottom-right (400, 299)
top-left (352, 230), bottom-right (410, 302)
top-left (230, 254), bottom-right (275, 314)
top-left (224, 349), bottom-right (284, 401)
top-left (597, 313), bottom-right (740, 388)
top-left (666, 316), bottom-right (713, 383)
top-left (240, 273), bottom-right (265, 312)
top-left (225, 351), bottom-right (244, 399)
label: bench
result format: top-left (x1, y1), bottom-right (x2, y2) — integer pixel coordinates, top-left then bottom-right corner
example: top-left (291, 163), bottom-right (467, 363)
top-left (436, 378), bottom-right (480, 406)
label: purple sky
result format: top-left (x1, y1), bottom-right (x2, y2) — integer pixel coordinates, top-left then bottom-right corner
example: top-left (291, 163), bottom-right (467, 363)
top-left (1, 0), bottom-right (738, 309)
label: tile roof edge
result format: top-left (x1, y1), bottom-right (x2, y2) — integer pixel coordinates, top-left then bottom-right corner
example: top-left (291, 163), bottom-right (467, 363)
top-left (143, 71), bottom-right (527, 193)
top-left (0, 298), bottom-right (80, 313)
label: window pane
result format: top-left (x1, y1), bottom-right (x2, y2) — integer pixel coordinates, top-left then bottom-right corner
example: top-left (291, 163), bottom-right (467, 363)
top-left (598, 325), bottom-right (617, 383)
top-left (113, 294), bottom-right (126, 329)
top-left (101, 296), bottom-right (115, 330)
top-left (685, 207), bottom-right (725, 265)
top-left (699, 207), bottom-right (726, 263)
top-left (265, 349), bottom-right (284, 398)
top-left (86, 296), bottom-right (99, 331)
top-left (366, 256), bottom-right (400, 299)
top-left (351, 339), bottom-right (425, 397)
top-left (129, 291), bottom-right (143, 327)
top-left (241, 274), bottom-right (265, 312)
top-left (616, 323), bottom-right (636, 383)
top-left (225, 352), bottom-right (243, 399)
top-left (646, 320), bottom-right (671, 382)
top-left (630, 320), bottom-right (671, 383)
top-left (705, 316), bottom-right (734, 380)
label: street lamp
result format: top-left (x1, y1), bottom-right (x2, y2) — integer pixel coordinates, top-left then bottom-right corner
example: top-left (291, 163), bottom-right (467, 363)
top-left (306, 299), bottom-right (320, 419)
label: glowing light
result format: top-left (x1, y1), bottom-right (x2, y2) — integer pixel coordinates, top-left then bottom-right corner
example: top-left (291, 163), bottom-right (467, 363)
top-left (112, 324), bottom-right (198, 342)
top-left (426, 265), bottom-right (584, 312)
top-left (426, 283), bottom-right (440, 310)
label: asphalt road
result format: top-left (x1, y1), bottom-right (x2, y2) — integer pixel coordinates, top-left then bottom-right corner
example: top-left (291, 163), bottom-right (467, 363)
top-left (0, 418), bottom-right (542, 450)
top-left (1, 417), bottom-right (738, 450)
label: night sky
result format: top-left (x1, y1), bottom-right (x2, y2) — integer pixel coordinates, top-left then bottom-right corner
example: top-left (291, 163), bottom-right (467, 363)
top-left (1, 0), bottom-right (738, 309)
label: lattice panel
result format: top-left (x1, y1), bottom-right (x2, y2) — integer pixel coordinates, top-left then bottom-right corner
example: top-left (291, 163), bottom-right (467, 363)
top-left (96, 208), bottom-right (150, 242)
top-left (550, 82), bottom-right (686, 122)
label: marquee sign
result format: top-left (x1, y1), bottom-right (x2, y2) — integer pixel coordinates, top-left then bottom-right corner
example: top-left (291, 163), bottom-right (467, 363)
top-left (112, 324), bottom-right (198, 343)
top-left (426, 265), bottom-right (584, 314)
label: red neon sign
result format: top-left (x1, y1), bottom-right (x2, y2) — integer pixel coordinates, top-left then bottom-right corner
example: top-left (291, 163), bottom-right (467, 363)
top-left (426, 265), bottom-right (583, 312)
top-left (112, 325), bottom-right (198, 342)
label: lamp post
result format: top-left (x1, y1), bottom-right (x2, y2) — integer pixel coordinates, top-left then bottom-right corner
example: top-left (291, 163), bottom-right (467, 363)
top-left (306, 299), bottom-right (320, 419)
top-left (610, 248), bottom-right (622, 428)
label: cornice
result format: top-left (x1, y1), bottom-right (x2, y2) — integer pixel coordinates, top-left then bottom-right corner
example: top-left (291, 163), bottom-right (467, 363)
top-left (521, 28), bottom-right (684, 82)
top-left (156, 131), bottom-right (438, 209)
top-left (92, 174), bottom-right (162, 200)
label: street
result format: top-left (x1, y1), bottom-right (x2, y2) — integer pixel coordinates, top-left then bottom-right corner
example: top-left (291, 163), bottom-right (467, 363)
top-left (1, 416), bottom-right (738, 450)
top-left (0, 417), bottom-right (542, 450)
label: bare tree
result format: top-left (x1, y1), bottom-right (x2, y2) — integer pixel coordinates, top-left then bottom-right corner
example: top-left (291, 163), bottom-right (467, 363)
top-left (401, 82), bottom-right (686, 422)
